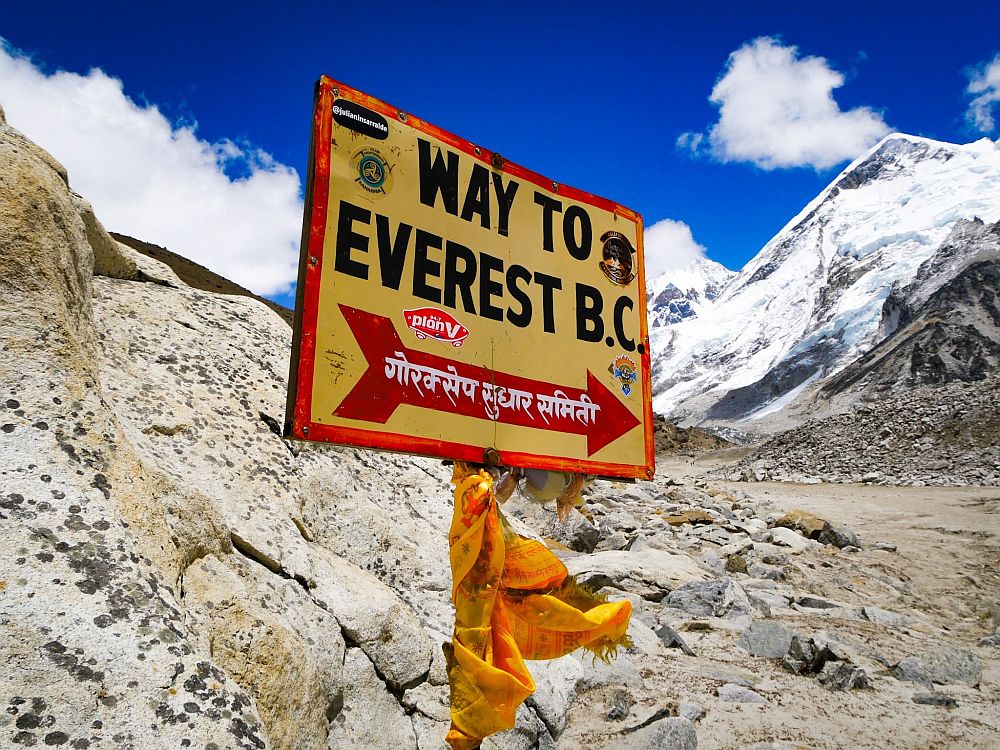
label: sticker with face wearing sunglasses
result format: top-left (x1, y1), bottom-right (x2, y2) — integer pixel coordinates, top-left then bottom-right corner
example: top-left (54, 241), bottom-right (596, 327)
top-left (598, 230), bottom-right (636, 286)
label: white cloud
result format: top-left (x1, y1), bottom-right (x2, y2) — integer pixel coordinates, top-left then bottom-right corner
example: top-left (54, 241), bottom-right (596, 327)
top-left (643, 219), bottom-right (707, 278)
top-left (966, 54), bottom-right (1000, 132)
top-left (682, 37), bottom-right (890, 170)
top-left (674, 131), bottom-right (703, 154)
top-left (0, 42), bottom-right (302, 296)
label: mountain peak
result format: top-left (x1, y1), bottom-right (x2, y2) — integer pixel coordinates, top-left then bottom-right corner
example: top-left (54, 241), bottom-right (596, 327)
top-left (652, 125), bottom-right (1000, 427)
top-left (646, 254), bottom-right (735, 327)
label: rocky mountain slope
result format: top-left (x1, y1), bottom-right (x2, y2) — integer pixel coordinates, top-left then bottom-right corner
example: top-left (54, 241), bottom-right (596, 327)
top-left (110, 232), bottom-right (294, 325)
top-left (716, 217), bottom-right (1000, 486)
top-left (3, 111), bottom-right (998, 750)
top-left (650, 133), bottom-right (1000, 428)
top-left (820, 217), bottom-right (1000, 398)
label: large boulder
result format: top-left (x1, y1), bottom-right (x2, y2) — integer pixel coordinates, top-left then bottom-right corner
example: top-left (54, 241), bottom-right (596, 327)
top-left (1, 112), bottom-right (270, 749)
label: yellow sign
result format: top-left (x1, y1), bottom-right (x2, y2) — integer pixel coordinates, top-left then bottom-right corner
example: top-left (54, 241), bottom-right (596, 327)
top-left (286, 77), bottom-right (654, 479)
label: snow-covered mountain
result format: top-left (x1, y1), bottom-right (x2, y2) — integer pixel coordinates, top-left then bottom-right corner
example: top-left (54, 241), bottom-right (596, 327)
top-left (650, 133), bottom-right (1000, 427)
top-left (646, 254), bottom-right (735, 327)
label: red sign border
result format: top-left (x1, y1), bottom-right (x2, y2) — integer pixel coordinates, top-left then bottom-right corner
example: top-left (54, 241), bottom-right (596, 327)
top-left (285, 76), bottom-right (655, 480)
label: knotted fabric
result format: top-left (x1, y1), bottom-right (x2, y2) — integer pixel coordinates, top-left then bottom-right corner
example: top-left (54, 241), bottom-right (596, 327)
top-left (445, 462), bottom-right (632, 749)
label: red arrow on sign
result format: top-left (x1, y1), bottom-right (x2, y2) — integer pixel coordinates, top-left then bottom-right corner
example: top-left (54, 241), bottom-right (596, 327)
top-left (333, 305), bottom-right (639, 456)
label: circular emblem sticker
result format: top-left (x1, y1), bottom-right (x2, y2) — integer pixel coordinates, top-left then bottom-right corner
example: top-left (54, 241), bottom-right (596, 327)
top-left (598, 230), bottom-right (636, 286)
top-left (351, 147), bottom-right (394, 197)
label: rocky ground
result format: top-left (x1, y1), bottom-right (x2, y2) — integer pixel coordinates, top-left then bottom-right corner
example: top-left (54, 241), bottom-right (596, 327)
top-left (509, 458), bottom-right (1000, 750)
top-left (722, 378), bottom-right (1000, 487)
top-left (2, 109), bottom-right (998, 750)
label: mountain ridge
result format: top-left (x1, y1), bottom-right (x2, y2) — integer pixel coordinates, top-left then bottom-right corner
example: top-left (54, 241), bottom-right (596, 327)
top-left (650, 131), bottom-right (1000, 430)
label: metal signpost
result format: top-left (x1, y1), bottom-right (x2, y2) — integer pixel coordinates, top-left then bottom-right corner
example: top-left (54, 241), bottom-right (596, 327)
top-left (286, 76), bottom-right (654, 480)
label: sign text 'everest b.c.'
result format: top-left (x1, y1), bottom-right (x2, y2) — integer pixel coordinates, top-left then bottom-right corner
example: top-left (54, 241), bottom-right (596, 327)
top-left (286, 77), bottom-right (654, 478)
top-left (333, 138), bottom-right (640, 351)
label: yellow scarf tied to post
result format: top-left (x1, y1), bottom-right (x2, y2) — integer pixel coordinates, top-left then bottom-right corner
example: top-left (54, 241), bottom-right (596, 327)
top-left (445, 463), bottom-right (632, 750)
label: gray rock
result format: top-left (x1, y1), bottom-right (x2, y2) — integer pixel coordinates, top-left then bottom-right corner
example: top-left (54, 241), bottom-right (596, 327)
top-left (483, 702), bottom-right (554, 750)
top-left (911, 692), bottom-right (958, 708)
top-left (635, 717), bottom-right (699, 749)
top-left (566, 548), bottom-right (708, 602)
top-left (664, 577), bottom-right (753, 620)
top-left (819, 524), bottom-right (861, 549)
top-left (738, 622), bottom-right (793, 658)
top-left (656, 624), bottom-right (695, 656)
top-left (977, 632), bottom-right (1000, 647)
top-left (327, 648), bottom-right (418, 749)
top-left (862, 605), bottom-right (914, 628)
top-left (781, 634), bottom-right (818, 675)
top-left (795, 596), bottom-right (836, 609)
top-left (921, 647), bottom-right (982, 686)
top-left (0, 115), bottom-right (275, 750)
top-left (679, 702), bottom-right (705, 722)
top-left (747, 563), bottom-right (786, 581)
top-left (892, 657), bottom-right (933, 686)
top-left (873, 542), bottom-right (898, 551)
top-left (717, 683), bottom-right (766, 703)
top-left (606, 689), bottom-right (634, 721)
top-left (767, 526), bottom-right (819, 551)
top-left (544, 508), bottom-right (601, 552)
top-left (892, 647), bottom-right (982, 686)
top-left (817, 661), bottom-right (869, 690)
top-left (597, 529), bottom-right (632, 551)
top-left (524, 658), bottom-right (584, 740)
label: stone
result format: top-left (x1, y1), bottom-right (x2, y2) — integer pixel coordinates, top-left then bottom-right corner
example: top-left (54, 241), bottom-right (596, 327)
top-left (401, 682), bottom-right (451, 722)
top-left (816, 661), bottom-right (869, 690)
top-left (818, 524), bottom-right (861, 549)
top-left (978, 632), bottom-right (1000, 647)
top-left (773, 510), bottom-right (827, 538)
top-left (747, 563), bottom-right (786, 581)
top-left (679, 702), bottom-right (705, 722)
top-left (767, 526), bottom-right (820, 552)
top-left (661, 509), bottom-right (715, 526)
top-left (306, 547), bottom-right (433, 690)
top-left (0, 115), bottom-right (272, 750)
top-left (664, 577), bottom-right (753, 620)
top-left (916, 647), bottom-right (982, 687)
top-left (632, 717), bottom-right (699, 749)
top-left (524, 658), bottom-right (584, 740)
top-left (656, 624), bottom-right (695, 656)
top-left (606, 689), bottom-right (634, 721)
top-left (873, 542), bottom-right (898, 552)
top-left (597, 529), bottom-right (631, 551)
top-left (565, 548), bottom-right (709, 601)
top-left (911, 692), bottom-right (958, 708)
top-left (892, 657), bottom-right (933, 686)
top-left (861, 605), bottom-right (914, 628)
top-left (725, 554), bottom-right (749, 574)
top-left (483, 702), bottom-right (552, 750)
top-left (748, 590), bottom-right (790, 617)
top-left (182, 554), bottom-right (346, 749)
top-left (716, 683), bottom-right (766, 703)
top-left (795, 596), bottom-right (836, 609)
top-left (327, 649), bottom-right (419, 749)
top-left (738, 622), bottom-right (793, 658)
top-left (543, 507), bottom-right (601, 553)
top-left (772, 510), bottom-right (860, 549)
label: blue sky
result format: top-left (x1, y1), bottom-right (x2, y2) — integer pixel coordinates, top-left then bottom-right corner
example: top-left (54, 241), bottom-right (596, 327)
top-left (2, 1), bottom-right (999, 309)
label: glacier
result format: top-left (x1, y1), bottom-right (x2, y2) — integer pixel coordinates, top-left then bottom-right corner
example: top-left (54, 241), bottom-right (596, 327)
top-left (649, 133), bottom-right (1000, 426)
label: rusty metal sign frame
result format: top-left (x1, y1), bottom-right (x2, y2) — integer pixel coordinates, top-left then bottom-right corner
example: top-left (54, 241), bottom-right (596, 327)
top-left (285, 76), bottom-right (655, 479)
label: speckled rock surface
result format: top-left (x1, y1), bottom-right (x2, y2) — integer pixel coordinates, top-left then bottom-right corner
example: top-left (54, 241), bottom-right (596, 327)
top-left (1, 115), bottom-right (269, 749)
